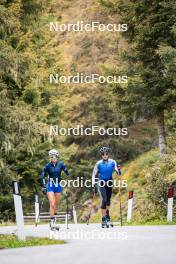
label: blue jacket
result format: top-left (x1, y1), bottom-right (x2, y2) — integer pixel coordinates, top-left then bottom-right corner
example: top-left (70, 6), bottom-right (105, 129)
top-left (92, 159), bottom-right (121, 184)
top-left (40, 161), bottom-right (69, 187)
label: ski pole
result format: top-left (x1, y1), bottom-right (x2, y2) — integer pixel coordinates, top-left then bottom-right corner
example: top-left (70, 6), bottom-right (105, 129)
top-left (66, 177), bottom-right (69, 229)
top-left (119, 187), bottom-right (123, 227)
top-left (117, 163), bottom-right (123, 226)
top-left (87, 190), bottom-right (96, 225)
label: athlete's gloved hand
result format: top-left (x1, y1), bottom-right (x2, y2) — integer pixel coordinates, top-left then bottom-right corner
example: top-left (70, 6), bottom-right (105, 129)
top-left (117, 164), bottom-right (122, 176)
top-left (93, 183), bottom-right (98, 194)
top-left (42, 186), bottom-right (47, 195)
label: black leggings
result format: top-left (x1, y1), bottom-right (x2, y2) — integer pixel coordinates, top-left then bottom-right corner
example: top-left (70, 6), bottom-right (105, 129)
top-left (98, 184), bottom-right (113, 209)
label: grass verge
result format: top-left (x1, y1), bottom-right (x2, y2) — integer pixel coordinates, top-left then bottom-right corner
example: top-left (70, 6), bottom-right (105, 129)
top-left (118, 220), bottom-right (176, 226)
top-left (0, 234), bottom-right (66, 249)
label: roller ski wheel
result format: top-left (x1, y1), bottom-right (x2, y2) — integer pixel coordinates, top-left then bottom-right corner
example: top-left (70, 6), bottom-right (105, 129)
top-left (50, 225), bottom-right (60, 231)
top-left (106, 216), bottom-right (114, 228)
top-left (108, 222), bottom-right (114, 228)
top-left (101, 217), bottom-right (109, 228)
top-left (107, 220), bottom-right (114, 228)
top-left (55, 224), bottom-right (60, 231)
top-left (50, 226), bottom-right (60, 231)
top-left (106, 222), bottom-right (114, 228)
top-left (50, 219), bottom-right (60, 231)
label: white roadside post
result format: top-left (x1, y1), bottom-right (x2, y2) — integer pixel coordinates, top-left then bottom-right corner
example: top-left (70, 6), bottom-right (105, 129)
top-left (167, 187), bottom-right (174, 222)
top-left (65, 213), bottom-right (68, 226)
top-left (72, 206), bottom-right (77, 224)
top-left (127, 191), bottom-right (133, 222)
top-left (35, 195), bottom-right (40, 226)
top-left (12, 181), bottom-right (26, 241)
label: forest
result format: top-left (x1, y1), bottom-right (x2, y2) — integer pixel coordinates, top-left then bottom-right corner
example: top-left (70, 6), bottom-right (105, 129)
top-left (0, 0), bottom-right (176, 222)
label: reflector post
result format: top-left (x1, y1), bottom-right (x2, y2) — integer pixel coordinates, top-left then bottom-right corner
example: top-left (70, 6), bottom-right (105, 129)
top-left (167, 187), bottom-right (174, 222)
top-left (168, 187), bottom-right (174, 198)
top-left (13, 181), bottom-right (20, 195)
top-left (12, 181), bottom-right (25, 241)
top-left (127, 191), bottom-right (133, 222)
top-left (73, 206), bottom-right (77, 224)
top-left (129, 191), bottom-right (133, 199)
top-left (35, 195), bottom-right (40, 225)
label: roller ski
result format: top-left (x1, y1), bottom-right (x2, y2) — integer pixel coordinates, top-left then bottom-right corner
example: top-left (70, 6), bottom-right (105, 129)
top-left (106, 215), bottom-right (114, 228)
top-left (50, 218), bottom-right (60, 231)
top-left (106, 219), bottom-right (114, 228)
top-left (101, 216), bottom-right (109, 228)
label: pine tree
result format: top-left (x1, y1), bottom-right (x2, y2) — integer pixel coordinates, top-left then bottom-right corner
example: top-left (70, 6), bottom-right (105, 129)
top-left (102, 0), bottom-right (176, 156)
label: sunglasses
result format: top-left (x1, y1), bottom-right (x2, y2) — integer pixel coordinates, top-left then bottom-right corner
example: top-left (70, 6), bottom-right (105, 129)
top-left (102, 153), bottom-right (109, 156)
top-left (50, 155), bottom-right (57, 159)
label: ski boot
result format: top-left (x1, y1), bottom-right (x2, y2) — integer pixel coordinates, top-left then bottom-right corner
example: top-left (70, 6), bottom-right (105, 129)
top-left (101, 216), bottom-right (109, 228)
top-left (106, 215), bottom-right (114, 228)
top-left (50, 218), bottom-right (60, 231)
top-left (53, 217), bottom-right (60, 231)
top-left (50, 218), bottom-right (55, 231)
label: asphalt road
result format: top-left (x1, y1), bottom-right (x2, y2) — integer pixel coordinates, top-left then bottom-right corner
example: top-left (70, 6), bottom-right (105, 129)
top-left (0, 224), bottom-right (176, 264)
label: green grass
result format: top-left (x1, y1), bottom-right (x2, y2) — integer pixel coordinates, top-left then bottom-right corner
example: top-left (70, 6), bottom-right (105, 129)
top-left (0, 221), bottom-right (50, 226)
top-left (0, 222), bottom-right (16, 226)
top-left (0, 221), bottom-right (49, 226)
top-left (0, 235), bottom-right (66, 249)
top-left (121, 220), bottom-right (176, 226)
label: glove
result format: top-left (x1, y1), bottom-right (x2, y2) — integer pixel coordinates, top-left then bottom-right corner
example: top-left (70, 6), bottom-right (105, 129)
top-left (42, 186), bottom-right (47, 195)
top-left (93, 183), bottom-right (98, 194)
top-left (117, 164), bottom-right (121, 176)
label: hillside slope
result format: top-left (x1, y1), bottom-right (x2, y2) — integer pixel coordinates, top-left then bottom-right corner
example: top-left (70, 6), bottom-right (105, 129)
top-left (82, 148), bottom-right (176, 223)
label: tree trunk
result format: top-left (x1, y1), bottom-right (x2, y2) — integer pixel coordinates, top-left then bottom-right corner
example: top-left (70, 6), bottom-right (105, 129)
top-left (156, 111), bottom-right (167, 157)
